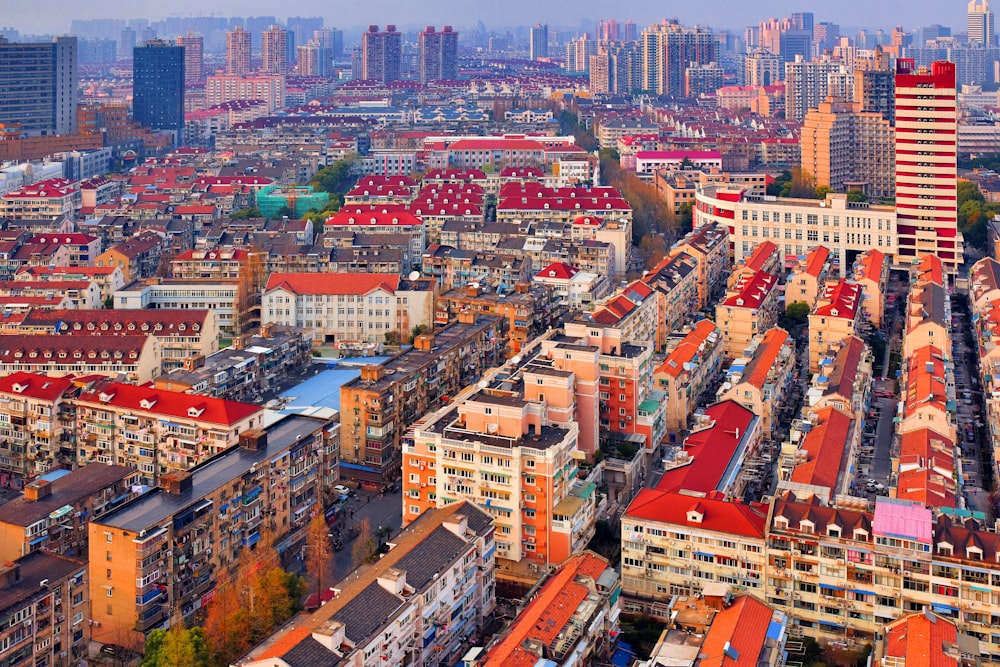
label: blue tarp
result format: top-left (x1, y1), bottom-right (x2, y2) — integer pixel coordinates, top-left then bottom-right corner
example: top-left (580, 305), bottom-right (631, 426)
top-left (279, 368), bottom-right (362, 411)
top-left (612, 642), bottom-right (636, 667)
top-left (340, 462), bottom-right (378, 473)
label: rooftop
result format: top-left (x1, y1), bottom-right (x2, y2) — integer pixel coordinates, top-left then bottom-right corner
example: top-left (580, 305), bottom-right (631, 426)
top-left (0, 464), bottom-right (136, 527)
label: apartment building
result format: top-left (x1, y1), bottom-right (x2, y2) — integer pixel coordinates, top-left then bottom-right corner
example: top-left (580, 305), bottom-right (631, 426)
top-left (533, 262), bottom-right (610, 310)
top-left (262, 273), bottom-right (435, 345)
top-left (694, 185), bottom-right (899, 270)
top-left (715, 270), bottom-right (780, 359)
top-left (654, 320), bottom-right (724, 441)
top-left (93, 231), bottom-right (169, 284)
top-left (435, 283), bottom-right (561, 355)
top-left (804, 336), bottom-right (873, 420)
top-left (787, 246), bottom-right (831, 307)
top-left (641, 251), bottom-right (700, 350)
top-left (75, 381), bottom-right (263, 484)
top-left (481, 552), bottom-right (620, 667)
top-left (0, 464), bottom-right (140, 562)
top-left (324, 210), bottom-right (426, 261)
top-left (899, 345), bottom-right (957, 443)
top-left (13, 309), bottom-right (218, 372)
top-left (719, 327), bottom-right (797, 436)
top-left (0, 552), bottom-right (89, 667)
top-left (779, 406), bottom-right (857, 502)
top-left (114, 278), bottom-right (246, 336)
top-left (903, 280), bottom-right (950, 358)
top-left (89, 413), bottom-right (339, 648)
top-left (340, 315), bottom-right (506, 487)
top-left (968, 258), bottom-right (1000, 471)
top-left (809, 279), bottom-right (862, 372)
top-left (0, 179), bottom-right (81, 220)
top-left (0, 372), bottom-right (78, 481)
top-left (0, 279), bottom-right (101, 310)
top-left (170, 248), bottom-right (248, 280)
top-left (620, 489), bottom-right (768, 613)
top-left (15, 266), bottom-right (125, 304)
top-left (402, 377), bottom-right (597, 573)
top-left (657, 400), bottom-right (763, 500)
top-left (421, 246), bottom-right (533, 293)
top-left (853, 249), bottom-right (888, 328)
top-left (0, 335), bottom-right (160, 383)
top-left (882, 612), bottom-right (980, 667)
top-left (671, 221), bottom-right (731, 310)
top-left (894, 427), bottom-right (958, 509)
top-left (730, 241), bottom-right (781, 288)
top-left (236, 502), bottom-right (495, 667)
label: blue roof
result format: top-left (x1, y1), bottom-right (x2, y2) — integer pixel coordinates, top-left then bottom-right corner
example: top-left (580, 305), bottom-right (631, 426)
top-left (280, 368), bottom-right (362, 411)
top-left (37, 469), bottom-right (71, 482)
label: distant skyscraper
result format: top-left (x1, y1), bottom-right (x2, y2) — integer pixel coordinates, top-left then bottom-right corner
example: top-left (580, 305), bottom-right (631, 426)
top-left (132, 39), bottom-right (184, 142)
top-left (894, 59), bottom-right (959, 272)
top-left (119, 27), bottom-right (135, 60)
top-left (969, 0), bottom-right (995, 46)
top-left (565, 34), bottom-right (596, 73)
top-left (530, 23), bottom-right (548, 60)
top-left (814, 22), bottom-right (840, 53)
top-left (262, 24), bottom-right (288, 74)
top-left (598, 20), bottom-right (620, 43)
top-left (418, 26), bottom-right (458, 84)
top-left (297, 41), bottom-right (325, 76)
top-left (226, 26), bottom-right (251, 76)
top-left (640, 20), bottom-right (716, 96)
top-left (854, 46), bottom-right (895, 123)
top-left (0, 35), bottom-right (78, 136)
top-left (785, 56), bottom-right (849, 121)
top-left (314, 28), bottom-right (343, 58)
top-left (176, 31), bottom-right (203, 84)
top-left (790, 12), bottom-right (814, 34)
top-left (623, 20), bottom-right (638, 42)
top-left (361, 25), bottom-right (402, 83)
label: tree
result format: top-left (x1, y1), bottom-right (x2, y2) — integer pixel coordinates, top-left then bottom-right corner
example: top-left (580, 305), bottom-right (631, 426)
top-left (813, 185), bottom-right (832, 199)
top-left (141, 626), bottom-right (210, 667)
top-left (412, 324), bottom-right (430, 338)
top-left (310, 158), bottom-right (357, 194)
top-left (846, 189), bottom-right (868, 203)
top-left (271, 205), bottom-right (294, 220)
top-left (784, 301), bottom-right (811, 326)
top-left (230, 207), bottom-right (261, 220)
top-left (767, 170), bottom-right (792, 197)
top-left (352, 517), bottom-right (378, 565)
top-left (306, 514), bottom-right (333, 602)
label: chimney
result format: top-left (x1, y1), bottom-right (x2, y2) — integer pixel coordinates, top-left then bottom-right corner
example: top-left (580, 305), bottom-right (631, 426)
top-left (239, 428), bottom-right (267, 451)
top-left (24, 479), bottom-right (51, 502)
top-left (160, 471), bottom-right (193, 495)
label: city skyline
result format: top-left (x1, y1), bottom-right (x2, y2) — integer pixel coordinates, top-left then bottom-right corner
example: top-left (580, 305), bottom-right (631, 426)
top-left (3, 0), bottom-right (969, 36)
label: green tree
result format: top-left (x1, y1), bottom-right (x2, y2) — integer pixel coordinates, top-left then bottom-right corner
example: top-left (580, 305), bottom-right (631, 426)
top-left (846, 189), bottom-right (868, 202)
top-left (784, 301), bottom-right (811, 325)
top-left (767, 170), bottom-right (792, 197)
top-left (141, 626), bottom-right (211, 667)
top-left (230, 207), bottom-right (261, 220)
top-left (813, 185), bottom-right (833, 199)
top-left (271, 205), bottom-right (294, 219)
top-left (412, 324), bottom-right (430, 338)
top-left (310, 158), bottom-right (357, 194)
top-left (958, 180), bottom-right (986, 206)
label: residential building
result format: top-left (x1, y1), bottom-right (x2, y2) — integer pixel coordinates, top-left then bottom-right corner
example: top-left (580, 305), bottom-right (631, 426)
top-left (804, 336), bottom-right (873, 420)
top-left (657, 400), bottom-right (763, 499)
top-left (730, 241), bottom-right (781, 289)
top-left (0, 279), bottom-right (100, 310)
top-left (75, 380), bottom-right (263, 484)
top-left (530, 23), bottom-right (548, 60)
top-left (779, 406), bottom-right (857, 502)
top-left (969, 0), bottom-right (996, 46)
top-left (671, 221), bottom-right (731, 310)
top-left (15, 266), bottom-right (124, 304)
top-left (784, 56), bottom-right (851, 122)
top-left (715, 270), bottom-right (780, 359)
top-left (0, 464), bottom-right (140, 562)
top-left (235, 502), bottom-right (495, 667)
top-left (640, 20), bottom-right (717, 97)
top-left (0, 335), bottom-right (160, 383)
top-left (341, 314), bottom-right (506, 486)
top-left (800, 98), bottom-right (896, 200)
top-left (93, 230), bottom-right (168, 283)
top-left (533, 262), bottom-right (610, 310)
top-left (0, 36), bottom-right (79, 136)
top-left (89, 413), bottom-right (339, 648)
top-left (786, 246), bottom-right (830, 307)
top-left (654, 320), bottom-right (724, 441)
top-left (114, 278), bottom-right (246, 337)
top-left (435, 283), bottom-right (561, 355)
top-left (0, 552), bottom-right (90, 667)
top-left (882, 612), bottom-right (980, 667)
top-left (262, 273), bottom-right (434, 345)
top-left (899, 344), bottom-right (956, 442)
top-left (621, 489), bottom-right (768, 611)
top-left (694, 185), bottom-right (899, 276)
top-left (0, 372), bottom-right (78, 481)
top-left (895, 60), bottom-right (961, 272)
top-left (641, 251), bottom-right (701, 350)
top-left (402, 351), bottom-right (598, 573)
top-left (226, 26), bottom-right (251, 76)
top-left (261, 25), bottom-right (288, 75)
top-left (719, 327), bottom-right (797, 436)
top-left (418, 26), bottom-right (458, 83)
top-left (132, 40), bottom-right (185, 142)
top-left (894, 427), bottom-right (958, 509)
top-left (481, 552), bottom-right (620, 667)
top-left (0, 179), bottom-right (81, 220)
top-left (204, 74), bottom-right (286, 114)
top-left (808, 279), bottom-right (862, 372)
top-left (853, 249), bottom-right (889, 328)
top-left (324, 210), bottom-right (426, 261)
top-left (176, 31), bottom-right (203, 84)
top-left (361, 25), bottom-right (402, 83)
top-left (903, 280), bottom-right (949, 358)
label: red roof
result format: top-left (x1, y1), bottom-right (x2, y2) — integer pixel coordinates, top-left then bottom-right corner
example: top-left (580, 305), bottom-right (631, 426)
top-left (789, 408), bottom-right (852, 490)
top-left (814, 279), bottom-right (862, 320)
top-left (78, 381), bottom-right (260, 426)
top-left (802, 246), bottom-right (830, 278)
top-left (265, 273), bottom-right (401, 296)
top-left (26, 234), bottom-right (98, 246)
top-left (535, 262), bottom-right (579, 280)
top-left (625, 489), bottom-right (767, 539)
top-left (699, 596), bottom-right (774, 667)
top-left (635, 150), bottom-right (722, 160)
top-left (744, 241), bottom-right (778, 272)
top-left (742, 327), bottom-right (790, 388)
top-left (324, 210), bottom-right (422, 227)
top-left (0, 372), bottom-right (75, 401)
top-left (885, 613), bottom-right (959, 667)
top-left (657, 400), bottom-right (757, 494)
top-left (20, 309), bottom-right (212, 335)
top-left (174, 205), bottom-right (217, 214)
top-left (722, 271), bottom-right (777, 309)
top-left (449, 138), bottom-right (545, 151)
top-left (655, 320), bottom-right (718, 378)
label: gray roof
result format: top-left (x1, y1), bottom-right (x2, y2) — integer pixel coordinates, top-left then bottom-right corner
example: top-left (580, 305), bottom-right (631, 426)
top-left (394, 526), bottom-right (468, 589)
top-left (280, 637), bottom-right (344, 667)
top-left (330, 581), bottom-right (406, 645)
top-left (0, 464), bottom-right (135, 526)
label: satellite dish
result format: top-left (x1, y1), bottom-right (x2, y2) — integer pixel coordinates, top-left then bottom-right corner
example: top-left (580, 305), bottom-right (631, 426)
top-left (408, 271), bottom-right (420, 281)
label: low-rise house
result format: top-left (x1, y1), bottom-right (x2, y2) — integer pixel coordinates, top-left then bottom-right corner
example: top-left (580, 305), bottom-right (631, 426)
top-left (654, 320), bottom-right (724, 441)
top-left (715, 270), bottom-right (780, 359)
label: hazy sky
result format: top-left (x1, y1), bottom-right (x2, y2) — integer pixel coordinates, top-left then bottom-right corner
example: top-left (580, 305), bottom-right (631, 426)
top-left (7, 0), bottom-right (962, 35)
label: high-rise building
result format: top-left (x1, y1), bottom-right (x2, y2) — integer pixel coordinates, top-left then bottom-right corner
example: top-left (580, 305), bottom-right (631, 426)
top-left (685, 62), bottom-right (724, 96)
top-left (969, 0), bottom-right (995, 46)
top-left (814, 21), bottom-right (839, 52)
top-left (598, 19), bottom-right (620, 43)
top-left (225, 25), bottom-right (251, 76)
top-left (261, 24), bottom-right (288, 75)
top-left (296, 41), bottom-right (325, 76)
top-left (361, 24), bottom-right (402, 83)
top-left (641, 20), bottom-right (716, 96)
top-left (314, 27), bottom-right (343, 58)
top-left (894, 59), bottom-right (960, 272)
top-left (418, 25), bottom-right (458, 83)
top-left (854, 47), bottom-right (895, 123)
top-left (784, 55), bottom-right (850, 121)
top-left (530, 23), bottom-right (548, 60)
top-left (590, 41), bottom-right (641, 94)
top-left (744, 47), bottom-right (782, 85)
top-left (0, 36), bottom-right (78, 136)
top-left (623, 20), bottom-right (638, 41)
top-left (800, 97), bottom-right (896, 199)
top-left (565, 33), bottom-right (596, 73)
top-left (132, 40), bottom-right (184, 141)
top-left (119, 27), bottom-right (135, 59)
top-left (176, 31), bottom-right (202, 84)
